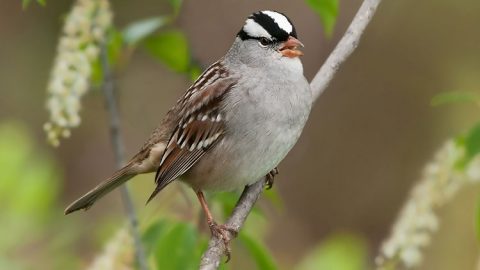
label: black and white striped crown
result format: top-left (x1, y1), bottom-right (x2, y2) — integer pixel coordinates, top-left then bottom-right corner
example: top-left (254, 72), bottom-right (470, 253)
top-left (237, 10), bottom-right (297, 42)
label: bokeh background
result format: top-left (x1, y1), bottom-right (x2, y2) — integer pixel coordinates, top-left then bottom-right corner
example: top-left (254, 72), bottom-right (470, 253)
top-left (1, 0), bottom-right (480, 269)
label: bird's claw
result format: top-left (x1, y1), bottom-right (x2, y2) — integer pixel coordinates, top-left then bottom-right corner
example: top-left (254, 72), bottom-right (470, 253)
top-left (265, 167), bottom-right (279, 190)
top-left (208, 221), bottom-right (238, 262)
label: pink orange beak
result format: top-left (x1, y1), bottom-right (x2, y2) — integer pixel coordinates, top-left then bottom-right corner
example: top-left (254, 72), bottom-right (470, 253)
top-left (279, 36), bottom-right (304, 58)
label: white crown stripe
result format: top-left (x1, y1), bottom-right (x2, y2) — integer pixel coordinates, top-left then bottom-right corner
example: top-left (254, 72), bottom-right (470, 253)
top-left (243, 18), bottom-right (272, 39)
top-left (262, 11), bottom-right (293, 34)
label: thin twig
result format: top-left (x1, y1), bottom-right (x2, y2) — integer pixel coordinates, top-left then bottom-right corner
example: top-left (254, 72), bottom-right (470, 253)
top-left (199, 0), bottom-right (383, 268)
top-left (100, 44), bottom-right (148, 270)
top-left (310, 0), bottom-right (382, 100)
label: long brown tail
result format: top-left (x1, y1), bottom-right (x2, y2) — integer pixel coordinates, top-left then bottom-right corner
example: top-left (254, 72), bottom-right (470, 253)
top-left (64, 165), bottom-right (136, 215)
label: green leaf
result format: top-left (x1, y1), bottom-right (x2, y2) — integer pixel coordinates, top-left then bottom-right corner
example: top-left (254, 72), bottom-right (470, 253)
top-left (296, 233), bottom-right (368, 270)
top-left (458, 122), bottom-right (480, 167)
top-left (22, 0), bottom-right (45, 9)
top-left (142, 219), bottom-right (170, 255)
top-left (123, 17), bottom-right (168, 46)
top-left (169, 0), bottom-right (183, 15)
top-left (145, 30), bottom-right (190, 72)
top-left (90, 28), bottom-right (124, 86)
top-left (431, 91), bottom-right (480, 106)
top-left (107, 29), bottom-right (124, 65)
top-left (154, 223), bottom-right (198, 270)
top-left (305, 0), bottom-right (339, 37)
top-left (239, 233), bottom-right (277, 270)
top-left (90, 59), bottom-right (102, 86)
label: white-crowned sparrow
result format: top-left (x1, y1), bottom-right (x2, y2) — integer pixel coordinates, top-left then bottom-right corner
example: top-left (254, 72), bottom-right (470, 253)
top-left (65, 9), bottom-right (312, 243)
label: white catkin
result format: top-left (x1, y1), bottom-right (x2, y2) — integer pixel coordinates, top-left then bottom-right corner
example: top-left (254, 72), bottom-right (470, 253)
top-left (87, 228), bottom-right (134, 270)
top-left (44, 0), bottom-right (112, 146)
top-left (376, 140), bottom-right (480, 269)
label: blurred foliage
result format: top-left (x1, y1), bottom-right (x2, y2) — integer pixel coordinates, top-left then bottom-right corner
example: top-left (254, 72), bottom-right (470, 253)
top-left (455, 123), bottom-right (480, 169)
top-left (123, 17), bottom-right (169, 46)
top-left (431, 91), bottom-right (480, 107)
top-left (168, 0), bottom-right (183, 16)
top-left (305, 0), bottom-right (339, 37)
top-left (142, 220), bottom-right (200, 269)
top-left (145, 31), bottom-right (191, 73)
top-left (152, 222), bottom-right (204, 270)
top-left (238, 233), bottom-right (277, 270)
top-left (138, 191), bottom-right (278, 270)
top-left (296, 233), bottom-right (369, 270)
top-left (0, 123), bottom-right (58, 220)
top-left (22, 0), bottom-right (45, 9)
top-left (0, 121), bottom-right (79, 269)
top-left (432, 91), bottom-right (480, 168)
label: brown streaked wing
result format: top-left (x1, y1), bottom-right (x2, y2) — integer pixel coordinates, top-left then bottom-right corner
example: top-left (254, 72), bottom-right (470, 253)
top-left (146, 65), bottom-right (236, 203)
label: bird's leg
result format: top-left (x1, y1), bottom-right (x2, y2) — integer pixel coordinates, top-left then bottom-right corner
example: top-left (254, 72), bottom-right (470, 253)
top-left (196, 191), bottom-right (237, 261)
top-left (265, 167), bottom-right (279, 189)
top-left (196, 191), bottom-right (216, 225)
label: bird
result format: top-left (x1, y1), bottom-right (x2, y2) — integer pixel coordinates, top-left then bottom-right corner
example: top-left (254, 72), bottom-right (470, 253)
top-left (65, 10), bottom-right (312, 252)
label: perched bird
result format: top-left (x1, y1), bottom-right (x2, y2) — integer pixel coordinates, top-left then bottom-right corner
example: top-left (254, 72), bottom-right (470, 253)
top-left (65, 10), bottom-right (312, 248)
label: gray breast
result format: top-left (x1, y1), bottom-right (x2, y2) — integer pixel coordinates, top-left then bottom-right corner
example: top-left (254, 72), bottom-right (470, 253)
top-left (184, 57), bottom-right (312, 191)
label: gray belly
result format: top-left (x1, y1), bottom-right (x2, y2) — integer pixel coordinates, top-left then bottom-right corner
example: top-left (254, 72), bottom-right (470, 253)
top-left (183, 76), bottom-right (312, 192)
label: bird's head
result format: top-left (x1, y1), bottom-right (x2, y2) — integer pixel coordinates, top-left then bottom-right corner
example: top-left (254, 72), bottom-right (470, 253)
top-left (237, 10), bottom-right (303, 59)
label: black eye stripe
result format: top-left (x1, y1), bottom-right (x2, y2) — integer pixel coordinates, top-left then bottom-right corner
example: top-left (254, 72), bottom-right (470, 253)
top-left (259, 37), bottom-right (272, 46)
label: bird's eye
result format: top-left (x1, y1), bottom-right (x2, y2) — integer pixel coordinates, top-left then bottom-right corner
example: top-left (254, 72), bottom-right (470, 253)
top-left (259, 37), bottom-right (271, 47)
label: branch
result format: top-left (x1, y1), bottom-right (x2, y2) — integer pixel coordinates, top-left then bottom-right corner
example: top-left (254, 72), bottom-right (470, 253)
top-left (310, 0), bottom-right (382, 100)
top-left (199, 0), bottom-right (383, 268)
top-left (100, 44), bottom-right (148, 270)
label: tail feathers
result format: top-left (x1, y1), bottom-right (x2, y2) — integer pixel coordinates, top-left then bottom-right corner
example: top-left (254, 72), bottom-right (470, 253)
top-left (64, 166), bottom-right (135, 215)
top-left (146, 186), bottom-right (161, 205)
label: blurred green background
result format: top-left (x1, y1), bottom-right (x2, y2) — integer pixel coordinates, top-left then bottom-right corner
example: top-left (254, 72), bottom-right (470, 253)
top-left (1, 0), bottom-right (480, 269)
